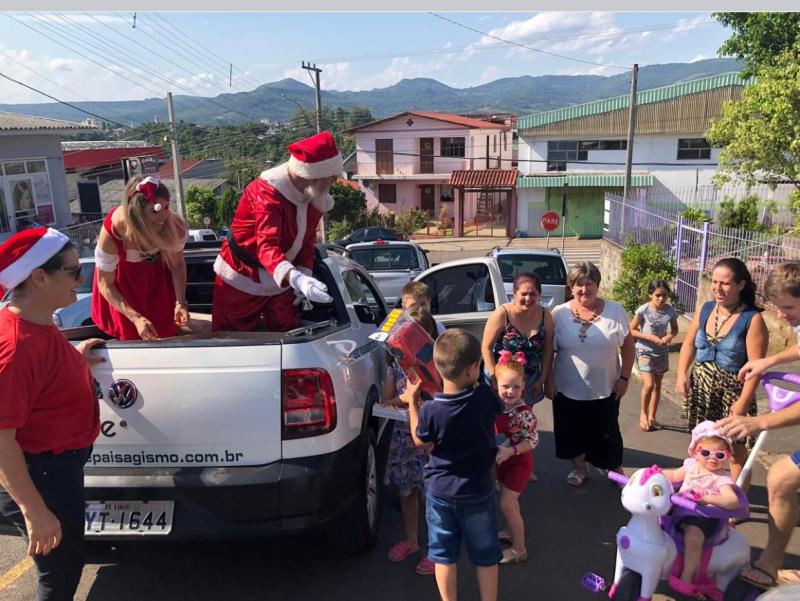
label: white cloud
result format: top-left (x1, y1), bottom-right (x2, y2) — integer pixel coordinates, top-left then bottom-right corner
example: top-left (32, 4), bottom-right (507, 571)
top-left (660, 15), bottom-right (709, 42)
top-left (47, 57), bottom-right (79, 72)
top-left (478, 65), bottom-right (500, 84)
top-left (690, 54), bottom-right (707, 63)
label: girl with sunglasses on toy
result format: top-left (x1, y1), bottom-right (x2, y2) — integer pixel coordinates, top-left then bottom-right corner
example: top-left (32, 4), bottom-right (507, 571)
top-left (661, 421), bottom-right (742, 596)
top-left (91, 175), bottom-right (189, 340)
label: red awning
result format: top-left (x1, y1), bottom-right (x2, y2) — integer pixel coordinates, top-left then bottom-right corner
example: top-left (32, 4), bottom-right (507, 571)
top-left (449, 169), bottom-right (518, 188)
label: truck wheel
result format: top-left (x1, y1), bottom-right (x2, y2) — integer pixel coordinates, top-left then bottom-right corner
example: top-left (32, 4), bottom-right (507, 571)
top-left (612, 570), bottom-right (642, 601)
top-left (327, 429), bottom-right (381, 554)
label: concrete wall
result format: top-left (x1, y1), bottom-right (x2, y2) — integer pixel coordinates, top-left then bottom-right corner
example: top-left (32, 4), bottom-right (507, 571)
top-left (599, 239), bottom-right (623, 297)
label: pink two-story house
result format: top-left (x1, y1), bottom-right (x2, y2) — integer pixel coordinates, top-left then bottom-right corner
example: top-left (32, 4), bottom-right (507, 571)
top-left (343, 112), bottom-right (518, 236)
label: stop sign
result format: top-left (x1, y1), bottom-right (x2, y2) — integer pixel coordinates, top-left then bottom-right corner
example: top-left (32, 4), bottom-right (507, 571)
top-left (541, 211), bottom-right (560, 231)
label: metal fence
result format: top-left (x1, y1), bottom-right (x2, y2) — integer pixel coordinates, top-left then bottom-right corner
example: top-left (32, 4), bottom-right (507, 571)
top-left (604, 193), bottom-right (800, 314)
top-left (60, 219), bottom-right (103, 258)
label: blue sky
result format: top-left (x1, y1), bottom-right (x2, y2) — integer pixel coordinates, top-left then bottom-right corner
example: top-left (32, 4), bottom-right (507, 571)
top-left (0, 12), bottom-right (732, 104)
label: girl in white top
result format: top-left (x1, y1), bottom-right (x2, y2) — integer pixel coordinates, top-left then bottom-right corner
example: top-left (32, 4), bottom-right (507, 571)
top-left (546, 262), bottom-right (635, 487)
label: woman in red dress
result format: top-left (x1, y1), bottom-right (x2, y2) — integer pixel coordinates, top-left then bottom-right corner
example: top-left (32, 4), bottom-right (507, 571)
top-left (91, 175), bottom-right (189, 340)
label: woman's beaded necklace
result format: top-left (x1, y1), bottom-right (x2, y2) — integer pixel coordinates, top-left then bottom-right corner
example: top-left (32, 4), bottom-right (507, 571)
top-left (571, 301), bottom-right (602, 343)
top-left (711, 302), bottom-right (742, 341)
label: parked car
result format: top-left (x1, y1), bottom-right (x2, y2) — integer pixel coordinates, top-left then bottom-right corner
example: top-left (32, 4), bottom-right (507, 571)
top-left (188, 228), bottom-right (220, 242)
top-left (347, 240), bottom-right (429, 305)
top-left (335, 227), bottom-right (403, 247)
top-left (487, 248), bottom-right (569, 309)
top-left (413, 250), bottom-right (569, 341)
top-left (59, 244), bottom-right (391, 552)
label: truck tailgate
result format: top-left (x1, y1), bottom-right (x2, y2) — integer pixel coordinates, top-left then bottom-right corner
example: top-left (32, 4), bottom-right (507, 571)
top-left (88, 343), bottom-right (282, 469)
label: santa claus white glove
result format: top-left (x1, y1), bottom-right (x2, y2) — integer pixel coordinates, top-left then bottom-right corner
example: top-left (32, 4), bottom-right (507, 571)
top-left (288, 269), bottom-right (333, 304)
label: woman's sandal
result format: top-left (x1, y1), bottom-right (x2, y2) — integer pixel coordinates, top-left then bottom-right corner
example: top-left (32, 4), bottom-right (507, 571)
top-left (566, 469), bottom-right (587, 487)
top-left (415, 556), bottom-right (435, 576)
top-left (739, 562), bottom-right (778, 590)
top-left (500, 548), bottom-right (528, 564)
top-left (388, 541), bottom-right (419, 562)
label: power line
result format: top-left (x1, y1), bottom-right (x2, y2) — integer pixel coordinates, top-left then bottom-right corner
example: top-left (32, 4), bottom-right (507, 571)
top-left (0, 70), bottom-right (130, 129)
top-left (428, 12), bottom-right (630, 71)
top-left (295, 19), bottom-right (713, 70)
top-left (9, 13), bottom-right (268, 125)
top-left (0, 48), bottom-right (134, 124)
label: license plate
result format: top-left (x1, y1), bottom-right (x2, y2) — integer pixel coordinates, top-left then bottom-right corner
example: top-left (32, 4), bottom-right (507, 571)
top-left (85, 500), bottom-right (174, 536)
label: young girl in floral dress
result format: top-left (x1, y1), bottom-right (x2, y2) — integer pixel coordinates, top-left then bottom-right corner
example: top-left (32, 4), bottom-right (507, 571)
top-left (381, 307), bottom-right (439, 575)
top-left (494, 351), bottom-right (539, 564)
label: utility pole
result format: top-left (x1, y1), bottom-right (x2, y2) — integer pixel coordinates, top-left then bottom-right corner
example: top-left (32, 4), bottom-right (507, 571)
top-left (166, 92), bottom-right (186, 220)
top-left (301, 61), bottom-right (327, 240)
top-left (621, 64), bottom-right (638, 231)
top-left (301, 61), bottom-right (322, 134)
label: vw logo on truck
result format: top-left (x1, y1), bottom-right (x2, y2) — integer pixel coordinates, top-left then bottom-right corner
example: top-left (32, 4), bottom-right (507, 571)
top-left (108, 379), bottom-right (138, 409)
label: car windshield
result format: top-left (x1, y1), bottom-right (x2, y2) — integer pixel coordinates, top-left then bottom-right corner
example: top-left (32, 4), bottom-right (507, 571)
top-left (351, 247), bottom-right (419, 270)
top-left (496, 254), bottom-right (566, 285)
top-left (1, 261), bottom-right (94, 301)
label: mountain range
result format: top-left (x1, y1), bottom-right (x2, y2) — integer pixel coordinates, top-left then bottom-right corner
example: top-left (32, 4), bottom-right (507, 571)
top-left (0, 58), bottom-right (744, 127)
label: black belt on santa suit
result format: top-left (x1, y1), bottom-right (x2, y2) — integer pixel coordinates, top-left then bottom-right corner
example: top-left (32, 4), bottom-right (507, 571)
top-left (226, 232), bottom-right (262, 270)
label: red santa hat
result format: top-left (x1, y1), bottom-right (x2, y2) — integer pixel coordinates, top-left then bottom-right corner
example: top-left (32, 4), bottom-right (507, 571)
top-left (0, 227), bottom-right (70, 293)
top-left (287, 131), bottom-right (343, 180)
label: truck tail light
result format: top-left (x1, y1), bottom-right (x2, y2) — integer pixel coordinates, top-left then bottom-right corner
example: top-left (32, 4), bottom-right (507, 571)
top-left (282, 369), bottom-right (337, 440)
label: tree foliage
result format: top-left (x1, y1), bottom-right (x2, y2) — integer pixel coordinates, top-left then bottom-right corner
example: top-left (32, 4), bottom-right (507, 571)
top-left (328, 182), bottom-right (367, 224)
top-left (217, 187), bottom-right (239, 228)
top-left (713, 12), bottom-right (800, 76)
top-left (716, 195), bottom-right (767, 231)
top-left (611, 241), bottom-right (677, 315)
top-left (185, 186), bottom-right (218, 228)
top-left (706, 49), bottom-right (800, 191)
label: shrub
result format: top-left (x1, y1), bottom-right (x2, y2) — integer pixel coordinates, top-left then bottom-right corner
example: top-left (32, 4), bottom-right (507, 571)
top-left (611, 241), bottom-right (677, 315)
top-left (681, 207), bottom-right (712, 223)
top-left (717, 194), bottom-right (768, 232)
top-left (327, 218), bottom-right (352, 243)
top-left (395, 208), bottom-right (429, 238)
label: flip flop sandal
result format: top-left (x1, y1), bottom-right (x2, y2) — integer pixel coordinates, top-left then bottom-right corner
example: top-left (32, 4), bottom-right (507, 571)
top-left (739, 562), bottom-right (778, 590)
top-left (500, 548), bottom-right (528, 564)
top-left (566, 469), bottom-right (587, 487)
top-left (388, 541), bottom-right (419, 562)
top-left (415, 557), bottom-right (435, 575)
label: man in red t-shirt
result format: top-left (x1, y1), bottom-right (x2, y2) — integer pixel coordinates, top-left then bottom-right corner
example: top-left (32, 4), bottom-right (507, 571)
top-left (0, 228), bottom-right (104, 601)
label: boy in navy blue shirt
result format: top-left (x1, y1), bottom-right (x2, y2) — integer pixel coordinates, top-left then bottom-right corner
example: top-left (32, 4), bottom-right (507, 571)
top-left (400, 328), bottom-right (503, 601)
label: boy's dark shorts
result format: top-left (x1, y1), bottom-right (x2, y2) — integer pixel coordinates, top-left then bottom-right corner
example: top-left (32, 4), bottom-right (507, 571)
top-left (426, 492), bottom-right (502, 567)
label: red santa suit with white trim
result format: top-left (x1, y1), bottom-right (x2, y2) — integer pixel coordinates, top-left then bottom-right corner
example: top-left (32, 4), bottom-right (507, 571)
top-left (212, 131), bottom-right (342, 332)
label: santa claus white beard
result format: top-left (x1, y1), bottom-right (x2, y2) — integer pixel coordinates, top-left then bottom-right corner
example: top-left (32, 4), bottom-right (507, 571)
top-left (304, 183), bottom-right (334, 212)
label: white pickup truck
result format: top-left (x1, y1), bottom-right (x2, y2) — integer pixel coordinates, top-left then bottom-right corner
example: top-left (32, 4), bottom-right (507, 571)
top-left (65, 244), bottom-right (392, 553)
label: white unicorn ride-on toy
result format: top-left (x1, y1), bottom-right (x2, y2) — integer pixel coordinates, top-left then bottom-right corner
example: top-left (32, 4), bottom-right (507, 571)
top-left (606, 466), bottom-right (750, 601)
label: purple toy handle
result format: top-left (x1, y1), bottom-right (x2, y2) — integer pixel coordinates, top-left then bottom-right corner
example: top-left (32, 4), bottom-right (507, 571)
top-left (762, 372), bottom-right (800, 412)
top-left (607, 471), bottom-right (629, 486)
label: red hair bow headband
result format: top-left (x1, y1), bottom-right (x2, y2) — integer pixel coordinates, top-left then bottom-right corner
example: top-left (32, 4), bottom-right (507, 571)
top-left (497, 350), bottom-right (527, 366)
top-left (133, 176), bottom-right (163, 211)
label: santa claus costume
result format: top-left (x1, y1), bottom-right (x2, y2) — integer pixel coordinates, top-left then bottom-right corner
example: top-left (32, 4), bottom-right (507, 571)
top-left (212, 131), bottom-right (342, 332)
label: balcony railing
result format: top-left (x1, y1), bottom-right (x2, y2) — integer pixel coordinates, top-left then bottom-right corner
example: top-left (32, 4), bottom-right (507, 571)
top-left (355, 156), bottom-right (504, 176)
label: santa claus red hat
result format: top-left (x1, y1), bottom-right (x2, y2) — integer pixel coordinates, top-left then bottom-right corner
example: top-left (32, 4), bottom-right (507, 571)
top-left (0, 227), bottom-right (70, 292)
top-left (287, 131), bottom-right (343, 180)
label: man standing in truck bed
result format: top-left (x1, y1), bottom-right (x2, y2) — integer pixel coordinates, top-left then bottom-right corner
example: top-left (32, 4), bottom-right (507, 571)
top-left (212, 131), bottom-right (342, 332)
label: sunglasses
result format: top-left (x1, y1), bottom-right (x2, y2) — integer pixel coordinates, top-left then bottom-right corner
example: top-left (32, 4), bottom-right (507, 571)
top-left (58, 265), bottom-right (83, 281)
top-left (697, 447), bottom-right (731, 461)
